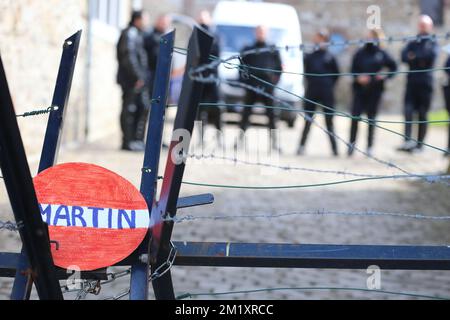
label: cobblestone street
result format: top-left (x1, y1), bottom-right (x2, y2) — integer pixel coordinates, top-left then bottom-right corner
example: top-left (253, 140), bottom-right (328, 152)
top-left (1, 113), bottom-right (450, 300)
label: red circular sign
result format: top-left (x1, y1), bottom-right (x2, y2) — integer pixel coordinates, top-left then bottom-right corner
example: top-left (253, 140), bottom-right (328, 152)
top-left (34, 163), bottom-right (150, 271)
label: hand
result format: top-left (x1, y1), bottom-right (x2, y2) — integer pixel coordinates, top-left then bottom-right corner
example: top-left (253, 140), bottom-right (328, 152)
top-left (375, 74), bottom-right (386, 81)
top-left (357, 75), bottom-right (370, 86)
top-left (134, 79), bottom-right (145, 90)
top-left (407, 51), bottom-right (416, 60)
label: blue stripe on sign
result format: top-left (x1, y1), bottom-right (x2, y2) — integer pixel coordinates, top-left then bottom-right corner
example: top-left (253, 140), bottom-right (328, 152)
top-left (39, 204), bottom-right (150, 230)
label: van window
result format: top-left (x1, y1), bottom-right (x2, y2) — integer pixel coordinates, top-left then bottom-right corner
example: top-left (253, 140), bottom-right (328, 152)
top-left (216, 25), bottom-right (286, 53)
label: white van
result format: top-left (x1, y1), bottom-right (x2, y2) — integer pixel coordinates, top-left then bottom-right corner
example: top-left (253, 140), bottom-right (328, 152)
top-left (213, 0), bottom-right (304, 126)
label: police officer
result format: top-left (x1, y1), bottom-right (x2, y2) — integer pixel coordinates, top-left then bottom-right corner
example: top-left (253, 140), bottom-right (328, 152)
top-left (297, 29), bottom-right (340, 156)
top-left (443, 55), bottom-right (450, 155)
top-left (117, 11), bottom-right (149, 152)
top-left (144, 14), bottom-right (172, 96)
top-left (348, 29), bottom-right (397, 157)
top-left (239, 26), bottom-right (282, 139)
top-left (398, 15), bottom-right (438, 153)
top-left (196, 10), bottom-right (223, 143)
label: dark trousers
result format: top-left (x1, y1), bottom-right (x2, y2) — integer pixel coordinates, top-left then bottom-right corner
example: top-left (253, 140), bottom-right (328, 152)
top-left (148, 71), bottom-right (156, 98)
top-left (197, 87), bottom-right (222, 132)
top-left (120, 85), bottom-right (150, 146)
top-left (197, 107), bottom-right (223, 131)
top-left (350, 87), bottom-right (383, 148)
top-left (404, 83), bottom-right (433, 146)
top-left (443, 85), bottom-right (450, 151)
top-left (240, 89), bottom-right (277, 131)
top-left (300, 90), bottom-right (338, 152)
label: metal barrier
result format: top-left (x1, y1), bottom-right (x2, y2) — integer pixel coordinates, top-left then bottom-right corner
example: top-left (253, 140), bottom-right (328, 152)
top-left (0, 27), bottom-right (449, 300)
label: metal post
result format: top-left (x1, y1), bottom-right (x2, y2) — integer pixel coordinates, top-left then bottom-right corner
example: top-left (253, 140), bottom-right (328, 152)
top-left (129, 31), bottom-right (176, 300)
top-left (150, 27), bottom-right (213, 300)
top-left (0, 54), bottom-right (63, 300)
top-left (3, 242), bottom-right (450, 276)
top-left (10, 30), bottom-right (82, 300)
top-left (172, 242), bottom-right (450, 270)
top-left (39, 31), bottom-right (82, 172)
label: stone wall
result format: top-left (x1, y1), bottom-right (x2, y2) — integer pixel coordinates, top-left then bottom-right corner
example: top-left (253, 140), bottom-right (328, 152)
top-left (0, 0), bottom-right (133, 159)
top-left (0, 0), bottom-right (85, 158)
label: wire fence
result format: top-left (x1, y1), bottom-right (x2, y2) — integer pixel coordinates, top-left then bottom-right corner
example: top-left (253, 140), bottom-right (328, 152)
top-left (186, 31), bottom-right (450, 75)
top-left (186, 153), bottom-right (450, 185)
top-left (170, 35), bottom-right (450, 300)
top-left (176, 47), bottom-right (450, 170)
top-left (0, 220), bottom-right (19, 232)
top-left (197, 102), bottom-right (450, 125)
top-left (229, 32), bottom-right (450, 55)
top-left (254, 72), bottom-right (448, 154)
top-left (15, 106), bottom-right (58, 118)
top-left (174, 32), bottom-right (450, 132)
top-left (175, 47), bottom-right (450, 80)
top-left (180, 176), bottom-right (449, 190)
top-left (61, 241), bottom-right (178, 300)
top-left (1, 31), bottom-right (450, 301)
top-left (190, 73), bottom-right (447, 183)
top-left (176, 287), bottom-right (450, 300)
top-left (167, 210), bottom-right (450, 224)
top-left (180, 31), bottom-right (450, 194)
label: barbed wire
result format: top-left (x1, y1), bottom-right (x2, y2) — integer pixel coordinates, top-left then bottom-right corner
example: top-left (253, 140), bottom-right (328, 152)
top-left (159, 174), bottom-right (450, 190)
top-left (63, 242), bottom-right (178, 300)
top-left (260, 32), bottom-right (446, 53)
top-left (167, 210), bottom-right (450, 224)
top-left (189, 73), bottom-right (440, 183)
top-left (246, 32), bottom-right (448, 55)
top-left (179, 33), bottom-right (450, 156)
top-left (222, 61), bottom-right (450, 78)
top-left (198, 103), bottom-right (450, 125)
top-left (176, 286), bottom-right (450, 300)
top-left (102, 242), bottom-right (178, 301)
top-left (184, 38), bottom-right (450, 156)
top-left (61, 268), bottom-right (132, 296)
top-left (189, 71), bottom-right (450, 182)
top-left (102, 287), bottom-right (131, 301)
top-left (174, 47), bottom-right (450, 80)
top-left (187, 32), bottom-right (449, 77)
top-left (251, 73), bottom-right (450, 156)
top-left (15, 106), bottom-right (59, 118)
top-left (0, 220), bottom-right (19, 232)
top-left (186, 153), bottom-right (450, 183)
top-left (175, 44), bottom-right (450, 126)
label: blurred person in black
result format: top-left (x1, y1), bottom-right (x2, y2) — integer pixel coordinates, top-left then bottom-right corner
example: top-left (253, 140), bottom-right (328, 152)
top-left (144, 14), bottom-right (172, 96)
top-left (117, 10), bottom-right (150, 152)
top-left (239, 25), bottom-right (283, 149)
top-left (297, 29), bottom-right (340, 157)
top-left (398, 15), bottom-right (438, 153)
top-left (196, 10), bottom-right (223, 145)
top-left (443, 55), bottom-right (450, 155)
top-left (348, 29), bottom-right (397, 157)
